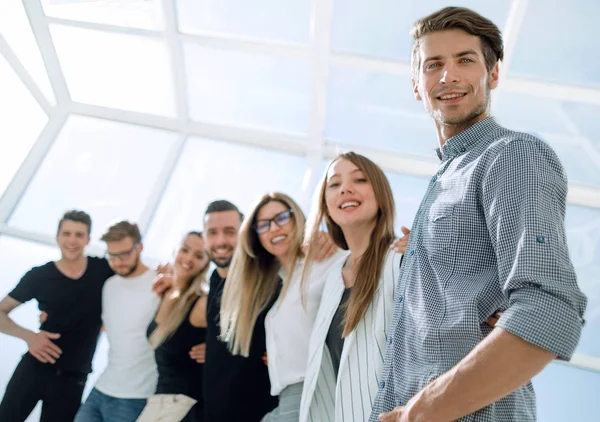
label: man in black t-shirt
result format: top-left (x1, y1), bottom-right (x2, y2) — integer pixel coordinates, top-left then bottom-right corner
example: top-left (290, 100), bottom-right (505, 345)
top-left (0, 210), bottom-right (114, 421)
top-left (203, 200), bottom-right (279, 422)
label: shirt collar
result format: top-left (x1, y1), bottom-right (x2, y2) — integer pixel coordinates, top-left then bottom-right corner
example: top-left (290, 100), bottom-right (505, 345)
top-left (440, 116), bottom-right (500, 160)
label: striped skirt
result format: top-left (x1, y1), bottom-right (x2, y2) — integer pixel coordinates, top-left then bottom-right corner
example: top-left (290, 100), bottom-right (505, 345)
top-left (261, 382), bottom-right (303, 422)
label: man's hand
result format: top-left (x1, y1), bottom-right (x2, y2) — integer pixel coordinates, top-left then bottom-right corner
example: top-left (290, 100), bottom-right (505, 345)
top-left (153, 263), bottom-right (175, 298)
top-left (262, 352), bottom-right (268, 366)
top-left (189, 343), bottom-right (206, 364)
top-left (486, 312), bottom-right (503, 327)
top-left (26, 331), bottom-right (62, 364)
top-left (378, 406), bottom-right (410, 422)
top-left (390, 226), bottom-right (411, 254)
top-left (39, 311), bottom-right (48, 325)
top-left (303, 231), bottom-right (338, 262)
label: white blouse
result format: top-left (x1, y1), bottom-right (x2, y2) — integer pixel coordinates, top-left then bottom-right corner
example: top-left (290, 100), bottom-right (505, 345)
top-left (265, 250), bottom-right (350, 396)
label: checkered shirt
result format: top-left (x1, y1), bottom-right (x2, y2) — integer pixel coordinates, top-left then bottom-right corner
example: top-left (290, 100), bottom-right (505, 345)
top-left (369, 117), bottom-right (588, 421)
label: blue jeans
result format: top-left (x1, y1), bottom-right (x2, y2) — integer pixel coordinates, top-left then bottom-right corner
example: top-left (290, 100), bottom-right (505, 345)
top-left (74, 388), bottom-right (147, 422)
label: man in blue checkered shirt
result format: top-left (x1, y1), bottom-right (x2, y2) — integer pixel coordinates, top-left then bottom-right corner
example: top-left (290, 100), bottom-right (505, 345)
top-left (373, 6), bottom-right (588, 422)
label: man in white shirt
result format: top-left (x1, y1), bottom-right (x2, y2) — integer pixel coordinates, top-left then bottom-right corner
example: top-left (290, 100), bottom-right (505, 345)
top-left (74, 220), bottom-right (160, 422)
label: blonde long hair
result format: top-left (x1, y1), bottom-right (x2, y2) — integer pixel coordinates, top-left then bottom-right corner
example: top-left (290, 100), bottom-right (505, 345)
top-left (220, 193), bottom-right (306, 357)
top-left (302, 152), bottom-right (395, 337)
top-left (149, 232), bottom-right (210, 348)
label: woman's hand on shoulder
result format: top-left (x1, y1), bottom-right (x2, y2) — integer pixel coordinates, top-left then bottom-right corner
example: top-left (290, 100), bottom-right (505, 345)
top-left (390, 226), bottom-right (411, 254)
top-left (304, 231), bottom-right (338, 262)
top-left (152, 263), bottom-right (175, 298)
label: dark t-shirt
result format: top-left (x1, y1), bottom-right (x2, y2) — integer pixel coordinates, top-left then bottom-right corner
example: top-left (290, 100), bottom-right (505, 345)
top-left (204, 269), bottom-right (279, 422)
top-left (326, 287), bottom-right (352, 379)
top-left (9, 256), bottom-right (114, 374)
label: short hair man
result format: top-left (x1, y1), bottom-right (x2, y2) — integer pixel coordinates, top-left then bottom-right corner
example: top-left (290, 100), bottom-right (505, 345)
top-left (202, 200), bottom-right (279, 422)
top-left (74, 220), bottom-right (160, 422)
top-left (0, 210), bottom-right (114, 421)
top-left (374, 7), bottom-right (587, 422)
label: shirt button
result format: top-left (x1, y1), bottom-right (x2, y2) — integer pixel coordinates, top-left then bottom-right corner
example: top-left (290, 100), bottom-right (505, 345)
top-left (388, 336), bottom-right (393, 345)
top-left (537, 235), bottom-right (546, 243)
top-left (409, 250), bottom-right (415, 256)
top-left (379, 381), bottom-right (385, 389)
top-left (398, 295), bottom-right (403, 303)
top-left (460, 147), bottom-right (466, 153)
top-left (431, 175), bottom-right (438, 183)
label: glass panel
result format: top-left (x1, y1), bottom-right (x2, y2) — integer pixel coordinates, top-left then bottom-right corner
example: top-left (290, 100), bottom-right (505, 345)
top-left (534, 363), bottom-right (600, 422)
top-left (144, 137), bottom-right (308, 260)
top-left (510, 0), bottom-right (600, 88)
top-left (386, 172), bottom-right (429, 234)
top-left (0, 235), bottom-right (108, 419)
top-left (565, 205), bottom-right (600, 358)
top-left (7, 115), bottom-right (179, 242)
top-left (540, 134), bottom-right (600, 188)
top-left (42, 0), bottom-right (164, 30)
top-left (50, 25), bottom-right (176, 116)
top-left (326, 67), bottom-right (440, 160)
top-left (494, 93), bottom-right (600, 188)
top-left (0, 0), bottom-right (55, 103)
top-left (494, 92), bottom-right (570, 137)
top-left (184, 43), bottom-right (311, 134)
top-left (0, 55), bottom-right (48, 200)
top-left (562, 102), bottom-right (600, 155)
top-left (176, 0), bottom-right (310, 44)
top-left (331, 0), bottom-right (510, 61)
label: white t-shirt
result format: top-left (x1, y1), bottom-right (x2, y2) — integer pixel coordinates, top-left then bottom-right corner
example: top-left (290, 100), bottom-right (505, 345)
top-left (95, 269), bottom-right (160, 399)
top-left (265, 250), bottom-right (350, 396)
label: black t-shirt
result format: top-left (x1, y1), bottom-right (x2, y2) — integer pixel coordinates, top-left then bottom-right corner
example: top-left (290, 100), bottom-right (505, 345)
top-left (326, 287), bottom-right (352, 379)
top-left (147, 296), bottom-right (206, 401)
top-left (204, 269), bottom-right (279, 422)
top-left (9, 256), bottom-right (114, 374)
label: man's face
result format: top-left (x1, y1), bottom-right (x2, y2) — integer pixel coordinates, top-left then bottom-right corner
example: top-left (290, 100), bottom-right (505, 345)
top-left (413, 28), bottom-right (499, 129)
top-left (204, 210), bottom-right (241, 269)
top-left (56, 220), bottom-right (90, 261)
top-left (105, 237), bottom-right (142, 277)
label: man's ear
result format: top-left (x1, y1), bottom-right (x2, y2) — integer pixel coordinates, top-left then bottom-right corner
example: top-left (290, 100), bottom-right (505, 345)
top-left (489, 61), bottom-right (500, 90)
top-left (412, 78), bottom-right (422, 101)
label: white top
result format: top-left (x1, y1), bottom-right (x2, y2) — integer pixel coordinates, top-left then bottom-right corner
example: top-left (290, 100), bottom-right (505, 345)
top-left (299, 249), bottom-right (403, 422)
top-left (95, 269), bottom-right (160, 399)
top-left (265, 250), bottom-right (350, 396)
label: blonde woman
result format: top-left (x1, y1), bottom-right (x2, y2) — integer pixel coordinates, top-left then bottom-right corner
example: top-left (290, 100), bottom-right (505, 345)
top-left (298, 152), bottom-right (402, 422)
top-left (137, 232), bottom-right (210, 422)
top-left (220, 193), bottom-right (343, 422)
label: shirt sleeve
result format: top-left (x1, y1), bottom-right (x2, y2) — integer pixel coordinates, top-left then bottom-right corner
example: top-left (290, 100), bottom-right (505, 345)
top-left (8, 267), bottom-right (41, 304)
top-left (481, 137), bottom-right (587, 360)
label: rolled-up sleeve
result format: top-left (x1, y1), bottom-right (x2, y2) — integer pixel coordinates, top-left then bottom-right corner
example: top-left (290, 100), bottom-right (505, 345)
top-left (481, 138), bottom-right (587, 360)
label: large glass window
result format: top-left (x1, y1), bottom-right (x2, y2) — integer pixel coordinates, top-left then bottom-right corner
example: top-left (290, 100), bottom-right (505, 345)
top-left (0, 55), bottom-right (48, 200)
top-left (41, 0), bottom-right (164, 31)
top-left (0, 0), bottom-right (55, 102)
top-left (7, 115), bottom-right (179, 242)
top-left (50, 25), bottom-right (176, 116)
top-left (176, 0), bottom-right (311, 44)
top-left (184, 43), bottom-right (311, 134)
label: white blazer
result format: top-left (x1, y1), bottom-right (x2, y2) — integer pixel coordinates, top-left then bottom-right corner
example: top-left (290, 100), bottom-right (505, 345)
top-left (299, 249), bottom-right (402, 422)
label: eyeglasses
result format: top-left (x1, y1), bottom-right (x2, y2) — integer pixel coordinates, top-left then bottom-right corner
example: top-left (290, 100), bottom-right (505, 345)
top-left (105, 242), bottom-right (139, 261)
top-left (254, 209), bottom-right (294, 234)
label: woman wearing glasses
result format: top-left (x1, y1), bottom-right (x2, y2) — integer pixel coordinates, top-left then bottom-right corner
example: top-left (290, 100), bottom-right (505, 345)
top-left (220, 192), bottom-right (345, 422)
top-left (137, 232), bottom-right (210, 422)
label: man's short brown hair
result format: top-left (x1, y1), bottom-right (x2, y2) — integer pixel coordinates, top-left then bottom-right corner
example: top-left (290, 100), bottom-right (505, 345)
top-left (411, 7), bottom-right (504, 81)
top-left (57, 210), bottom-right (92, 236)
top-left (100, 220), bottom-right (142, 244)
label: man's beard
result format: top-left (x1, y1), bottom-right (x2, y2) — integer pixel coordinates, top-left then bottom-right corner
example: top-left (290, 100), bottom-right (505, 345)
top-left (428, 83), bottom-right (491, 131)
top-left (208, 251), bottom-right (233, 269)
top-left (117, 256), bottom-right (140, 277)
